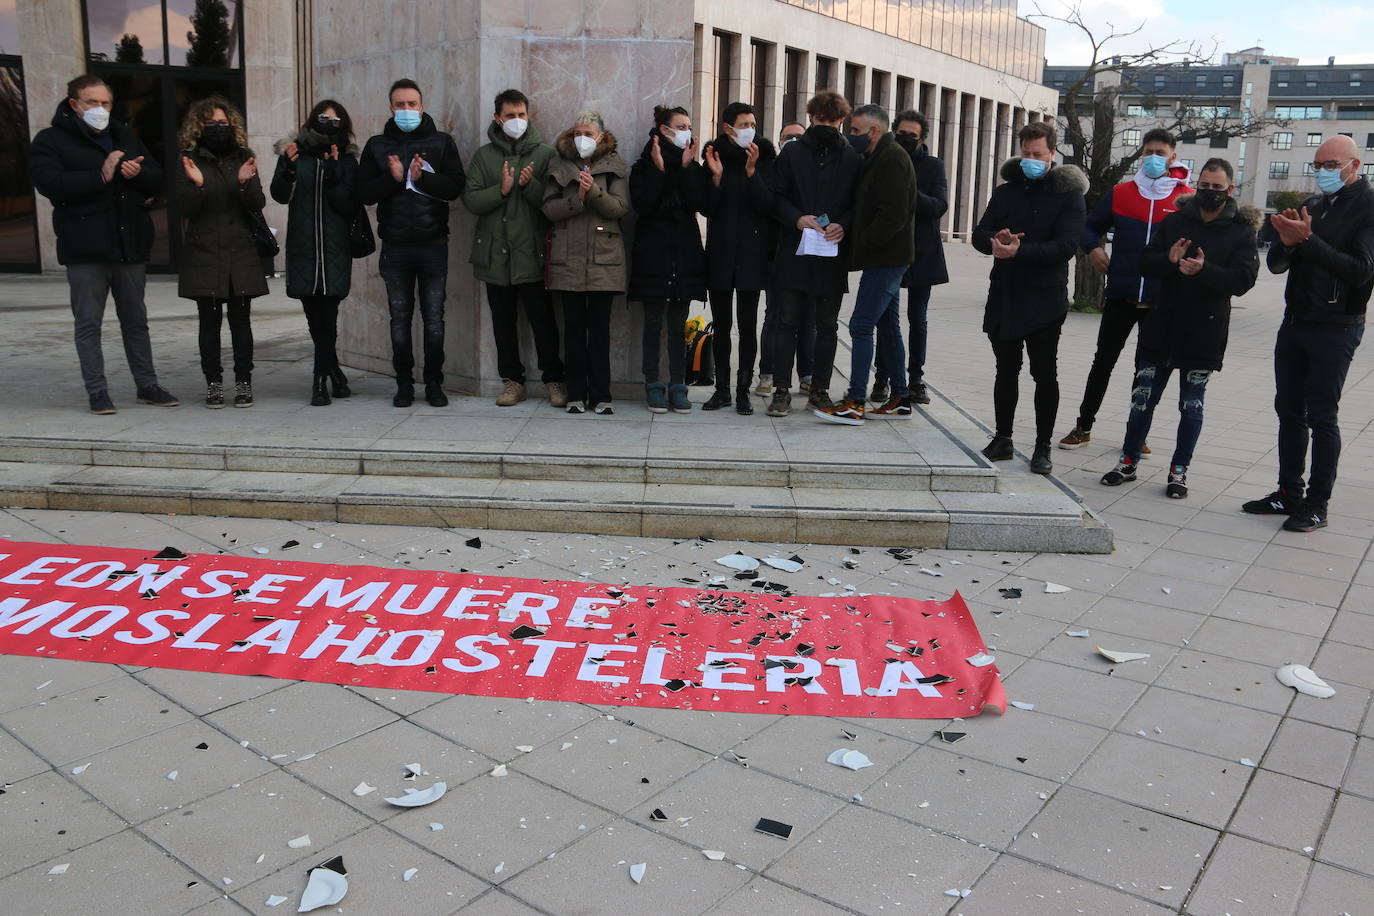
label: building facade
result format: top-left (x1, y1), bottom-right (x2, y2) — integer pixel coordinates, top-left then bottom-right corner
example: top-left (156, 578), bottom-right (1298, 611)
top-left (1045, 52), bottom-right (1374, 211)
top-left (8, 0), bottom-right (1053, 393)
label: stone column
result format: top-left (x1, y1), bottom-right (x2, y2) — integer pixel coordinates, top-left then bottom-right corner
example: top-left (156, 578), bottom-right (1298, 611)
top-left (323, 0), bottom-right (694, 397)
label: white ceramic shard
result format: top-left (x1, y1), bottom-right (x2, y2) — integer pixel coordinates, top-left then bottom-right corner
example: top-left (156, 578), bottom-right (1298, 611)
top-left (404, 763), bottom-right (423, 776)
top-left (826, 748), bottom-right (874, 770)
top-left (428, 822), bottom-right (443, 831)
top-left (70, 764), bottom-right (90, 775)
top-left (1096, 646), bottom-right (1151, 664)
top-left (1065, 629), bottom-right (1090, 638)
top-left (715, 554), bottom-right (759, 572)
top-left (402, 868), bottom-right (418, 882)
top-left (297, 867), bottom-right (347, 912)
top-left (1010, 701), bottom-right (1036, 711)
top-left (287, 835), bottom-right (311, 849)
top-left (489, 764), bottom-right (508, 777)
top-left (702, 850), bottom-right (726, 861)
top-left (383, 782), bottom-right (447, 807)
top-left (264, 895), bottom-right (288, 907)
top-left (166, 770), bottom-right (178, 781)
top-left (762, 556), bottom-right (804, 573)
top-left (1240, 758), bottom-right (1257, 767)
top-left (629, 862), bottom-right (647, 884)
top-left (966, 652), bottom-right (997, 667)
top-left (1044, 582), bottom-right (1072, 594)
top-left (351, 782), bottom-right (376, 797)
top-left (515, 745), bottom-right (534, 753)
top-left (48, 863), bottom-right (69, 875)
top-left (1275, 664), bottom-right (1336, 699)
top-left (919, 568), bottom-right (943, 577)
top-left (493, 862), bottom-right (505, 875)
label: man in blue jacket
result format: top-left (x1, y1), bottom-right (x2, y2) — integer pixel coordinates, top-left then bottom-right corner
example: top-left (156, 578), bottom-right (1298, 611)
top-left (1060, 128), bottom-right (1190, 450)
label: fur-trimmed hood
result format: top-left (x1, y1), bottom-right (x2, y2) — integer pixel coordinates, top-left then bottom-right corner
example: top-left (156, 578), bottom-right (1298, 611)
top-left (550, 128), bottom-right (625, 182)
top-left (998, 158), bottom-right (1089, 195)
top-left (1173, 193), bottom-right (1263, 228)
top-left (273, 132), bottom-right (359, 157)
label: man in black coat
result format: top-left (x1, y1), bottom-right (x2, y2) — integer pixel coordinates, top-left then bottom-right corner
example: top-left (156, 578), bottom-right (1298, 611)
top-left (358, 79), bottom-right (464, 408)
top-left (1243, 134), bottom-right (1374, 532)
top-left (872, 110), bottom-right (947, 407)
top-left (766, 91), bottom-right (863, 417)
top-left (1099, 159), bottom-right (1260, 499)
top-left (815, 104), bottom-right (916, 425)
top-left (29, 74), bottom-right (179, 415)
top-left (972, 121), bottom-right (1087, 475)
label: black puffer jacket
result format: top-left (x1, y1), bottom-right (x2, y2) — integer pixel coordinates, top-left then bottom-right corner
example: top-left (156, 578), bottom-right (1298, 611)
top-left (270, 132), bottom-right (359, 299)
top-left (29, 101), bottom-right (164, 265)
top-left (627, 133), bottom-right (708, 302)
top-left (1267, 176), bottom-right (1374, 325)
top-left (770, 124), bottom-right (862, 294)
top-left (1138, 195), bottom-right (1262, 371)
top-left (850, 132), bottom-right (917, 270)
top-left (175, 142), bottom-right (270, 300)
top-left (357, 113), bottom-right (464, 244)
top-left (700, 135), bottom-right (775, 291)
top-left (895, 136), bottom-right (949, 288)
top-left (972, 159), bottom-right (1088, 340)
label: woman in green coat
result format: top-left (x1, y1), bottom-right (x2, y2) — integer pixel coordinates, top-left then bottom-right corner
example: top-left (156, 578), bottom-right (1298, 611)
top-left (175, 95), bottom-right (269, 408)
top-left (271, 100), bottom-right (360, 406)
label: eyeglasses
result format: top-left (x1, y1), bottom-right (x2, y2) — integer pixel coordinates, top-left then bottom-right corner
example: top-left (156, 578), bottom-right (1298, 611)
top-left (317, 116), bottom-right (342, 126)
top-left (1311, 158), bottom-right (1351, 172)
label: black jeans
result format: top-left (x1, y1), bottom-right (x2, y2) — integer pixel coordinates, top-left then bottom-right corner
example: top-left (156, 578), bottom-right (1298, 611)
top-left (758, 287), bottom-right (816, 380)
top-left (769, 288), bottom-right (841, 391)
top-left (380, 241), bottom-right (447, 385)
top-left (1274, 317), bottom-right (1364, 508)
top-left (874, 284), bottom-right (932, 388)
top-left (641, 298), bottom-right (689, 385)
top-left (1075, 296), bottom-right (1148, 431)
top-left (708, 289), bottom-right (761, 387)
top-left (487, 282), bottom-right (564, 384)
top-left (196, 296), bottom-right (254, 382)
top-left (989, 322), bottom-right (1062, 448)
top-left (300, 295), bottom-right (341, 376)
top-left (560, 290), bottom-right (614, 405)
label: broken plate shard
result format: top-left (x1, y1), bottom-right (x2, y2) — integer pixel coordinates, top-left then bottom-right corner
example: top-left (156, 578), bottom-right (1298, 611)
top-left (998, 588), bottom-right (1022, 599)
top-left (1065, 629), bottom-right (1090, 638)
top-left (649, 808), bottom-right (669, 822)
top-left (287, 835), bottom-right (311, 849)
top-left (1043, 582), bottom-right (1072, 594)
top-left (351, 782), bottom-right (376, 797)
top-left (919, 568), bottom-right (943, 577)
top-left (402, 868), bottom-right (418, 882)
top-left (70, 763), bottom-right (90, 775)
top-left (1096, 646), bottom-right (1151, 664)
top-left (934, 730), bottom-right (967, 744)
top-left (153, 546), bottom-right (188, 560)
top-left (1010, 701), bottom-right (1035, 711)
top-left (702, 850), bottom-right (726, 861)
top-left (1240, 757), bottom-right (1258, 768)
top-left (715, 554), bottom-right (760, 572)
top-left (489, 765), bottom-right (508, 778)
top-left (966, 652), bottom-right (996, 668)
top-left (297, 864), bottom-right (347, 912)
top-left (628, 863), bottom-right (647, 884)
top-left (753, 818), bottom-right (793, 840)
top-left (264, 895), bottom-right (288, 908)
top-left (383, 782), bottom-right (447, 807)
top-left (48, 863), bottom-right (70, 875)
top-left (762, 556), bottom-right (804, 573)
top-left (1275, 664), bottom-right (1336, 699)
top-left (826, 748), bottom-right (874, 770)
top-left (944, 888), bottom-right (972, 898)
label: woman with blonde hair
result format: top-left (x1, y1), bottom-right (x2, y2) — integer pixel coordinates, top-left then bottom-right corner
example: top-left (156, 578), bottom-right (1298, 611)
top-left (175, 94), bottom-right (269, 407)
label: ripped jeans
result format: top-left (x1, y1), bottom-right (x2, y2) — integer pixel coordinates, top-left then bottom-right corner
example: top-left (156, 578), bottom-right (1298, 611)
top-left (1121, 360), bottom-right (1211, 468)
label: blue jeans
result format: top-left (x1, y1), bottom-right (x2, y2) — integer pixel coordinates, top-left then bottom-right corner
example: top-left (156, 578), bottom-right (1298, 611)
top-left (380, 241), bottom-right (448, 385)
top-left (759, 287), bottom-right (815, 379)
top-left (845, 265), bottom-right (909, 402)
top-left (1121, 361), bottom-right (1211, 468)
top-left (1274, 317), bottom-right (1364, 507)
top-left (874, 284), bottom-right (932, 387)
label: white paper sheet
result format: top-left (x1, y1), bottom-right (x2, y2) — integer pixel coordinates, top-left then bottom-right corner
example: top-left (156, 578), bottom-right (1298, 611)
top-left (405, 157), bottom-right (439, 199)
top-left (796, 227), bottom-right (839, 258)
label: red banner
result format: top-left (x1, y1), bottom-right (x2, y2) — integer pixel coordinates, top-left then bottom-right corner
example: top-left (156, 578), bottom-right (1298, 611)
top-left (0, 539), bottom-right (1005, 718)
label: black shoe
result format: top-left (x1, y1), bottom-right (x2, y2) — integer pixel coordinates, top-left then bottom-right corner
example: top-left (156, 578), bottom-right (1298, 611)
top-left (329, 368), bottom-right (351, 399)
top-left (233, 381), bottom-right (253, 408)
top-left (205, 381), bottom-right (225, 409)
top-left (1242, 489), bottom-right (1302, 515)
top-left (1166, 465), bottom-right (1188, 499)
top-left (1100, 456), bottom-right (1138, 486)
top-left (425, 383), bottom-right (448, 407)
top-left (702, 388), bottom-right (732, 410)
top-left (982, 436), bottom-right (1014, 461)
top-left (88, 391), bottom-right (117, 415)
top-left (136, 385), bottom-right (180, 407)
top-left (807, 390), bottom-right (834, 411)
top-left (1283, 505), bottom-right (1328, 532)
top-left (393, 383), bottom-right (414, 408)
top-left (311, 375), bottom-right (331, 407)
top-left (1030, 445), bottom-right (1053, 475)
top-left (869, 383), bottom-right (890, 404)
top-left (735, 386), bottom-right (754, 416)
top-left (767, 389), bottom-right (791, 417)
top-left (912, 382), bottom-right (930, 405)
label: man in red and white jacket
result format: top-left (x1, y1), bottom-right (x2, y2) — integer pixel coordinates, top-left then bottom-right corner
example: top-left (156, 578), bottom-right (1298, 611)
top-left (1059, 128), bottom-right (1191, 449)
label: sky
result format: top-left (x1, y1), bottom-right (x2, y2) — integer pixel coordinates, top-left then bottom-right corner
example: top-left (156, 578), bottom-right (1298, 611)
top-left (1022, 0), bottom-right (1374, 66)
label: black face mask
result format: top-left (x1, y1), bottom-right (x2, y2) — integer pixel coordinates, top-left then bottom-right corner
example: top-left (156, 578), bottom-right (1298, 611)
top-left (808, 124), bottom-right (839, 140)
top-left (315, 119), bottom-right (342, 136)
top-left (199, 123), bottom-right (235, 154)
top-left (1195, 188), bottom-right (1229, 212)
top-left (894, 133), bottom-right (922, 155)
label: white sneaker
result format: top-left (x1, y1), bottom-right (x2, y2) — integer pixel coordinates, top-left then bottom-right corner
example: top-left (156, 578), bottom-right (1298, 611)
top-left (754, 374), bottom-right (774, 395)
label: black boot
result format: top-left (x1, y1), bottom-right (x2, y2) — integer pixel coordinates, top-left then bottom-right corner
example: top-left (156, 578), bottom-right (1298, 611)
top-left (735, 369), bottom-right (754, 415)
top-left (329, 367), bottom-right (351, 398)
top-left (311, 375), bottom-right (331, 407)
top-left (393, 382), bottom-right (414, 408)
top-left (702, 387), bottom-right (732, 410)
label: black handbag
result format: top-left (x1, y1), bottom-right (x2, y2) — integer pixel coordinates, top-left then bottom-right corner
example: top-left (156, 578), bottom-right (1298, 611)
top-left (350, 206), bottom-right (376, 258)
top-left (244, 205), bottom-right (279, 259)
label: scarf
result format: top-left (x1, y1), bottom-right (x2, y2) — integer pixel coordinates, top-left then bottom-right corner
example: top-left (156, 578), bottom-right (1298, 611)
top-left (1133, 161), bottom-right (1191, 201)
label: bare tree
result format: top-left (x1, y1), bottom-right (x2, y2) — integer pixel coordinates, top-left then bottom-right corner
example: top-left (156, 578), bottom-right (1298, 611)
top-left (1031, 1), bottom-right (1286, 305)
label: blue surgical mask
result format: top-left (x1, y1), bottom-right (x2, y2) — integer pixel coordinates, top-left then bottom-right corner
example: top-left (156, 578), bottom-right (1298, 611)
top-left (1020, 157), bottom-right (1048, 180)
top-left (393, 109), bottom-right (421, 133)
top-left (1141, 154), bottom-right (1168, 179)
top-left (1316, 166), bottom-right (1346, 195)
top-left (848, 132), bottom-right (871, 155)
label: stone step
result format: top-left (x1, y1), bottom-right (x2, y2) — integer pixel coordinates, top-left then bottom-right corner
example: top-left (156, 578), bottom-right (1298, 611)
top-left (0, 461), bottom-right (1110, 552)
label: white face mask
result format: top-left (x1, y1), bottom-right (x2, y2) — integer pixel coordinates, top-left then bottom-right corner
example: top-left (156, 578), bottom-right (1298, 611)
top-left (666, 127), bottom-right (691, 150)
top-left (501, 117), bottom-right (527, 140)
top-left (81, 106), bottom-right (110, 132)
top-left (732, 126), bottom-right (755, 149)
top-left (573, 135), bottom-right (597, 159)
